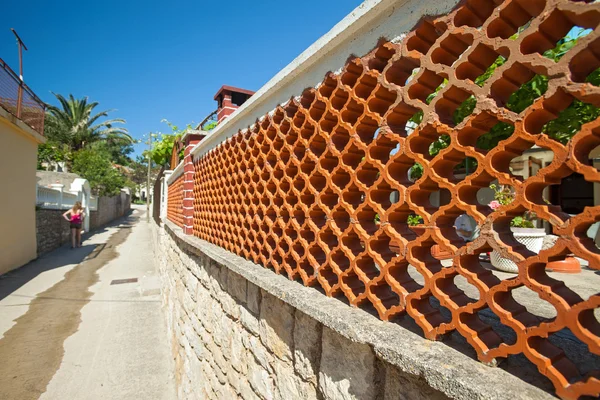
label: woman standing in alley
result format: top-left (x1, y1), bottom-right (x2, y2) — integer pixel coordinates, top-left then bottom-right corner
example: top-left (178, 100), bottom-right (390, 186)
top-left (63, 201), bottom-right (85, 249)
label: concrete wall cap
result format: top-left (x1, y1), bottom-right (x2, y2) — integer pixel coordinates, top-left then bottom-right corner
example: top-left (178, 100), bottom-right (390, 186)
top-left (0, 106), bottom-right (46, 144)
top-left (168, 161), bottom-right (185, 184)
top-left (189, 0), bottom-right (461, 160)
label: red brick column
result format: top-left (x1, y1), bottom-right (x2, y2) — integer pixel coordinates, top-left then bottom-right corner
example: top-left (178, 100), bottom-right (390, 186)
top-left (182, 133), bottom-right (205, 235)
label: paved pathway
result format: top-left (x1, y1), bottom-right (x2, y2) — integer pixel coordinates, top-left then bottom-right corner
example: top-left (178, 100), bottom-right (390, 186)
top-left (0, 206), bottom-right (175, 400)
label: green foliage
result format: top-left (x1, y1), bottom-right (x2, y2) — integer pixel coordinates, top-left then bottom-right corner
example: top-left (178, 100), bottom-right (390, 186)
top-left (434, 52), bottom-right (537, 152)
top-left (383, 27), bottom-right (600, 229)
top-left (202, 120), bottom-right (218, 131)
top-left (587, 69), bottom-right (600, 86)
top-left (475, 56), bottom-right (506, 87)
top-left (39, 93), bottom-right (132, 171)
top-left (409, 163), bottom-right (423, 181)
top-left (72, 149), bottom-right (126, 196)
top-left (535, 35), bottom-right (600, 144)
top-left (125, 156), bottom-right (161, 201)
top-left (409, 110), bottom-right (423, 126)
top-left (489, 183), bottom-right (514, 206)
top-left (90, 140), bottom-right (134, 166)
top-left (124, 179), bottom-right (138, 196)
top-left (381, 29), bottom-right (600, 186)
top-left (45, 93), bottom-right (132, 153)
top-left (407, 214), bottom-right (424, 226)
top-left (489, 184), bottom-right (536, 228)
top-left (476, 122), bottom-right (515, 150)
top-left (148, 120), bottom-right (193, 167)
top-left (405, 79), bottom-right (447, 129)
top-left (450, 29), bottom-right (600, 151)
top-left (542, 100), bottom-right (600, 144)
top-left (545, 39), bottom-right (577, 61)
top-left (453, 96), bottom-right (477, 126)
top-left (148, 132), bottom-right (179, 166)
top-left (428, 134), bottom-right (451, 157)
top-left (37, 141), bottom-right (68, 169)
top-left (427, 79), bottom-right (448, 105)
top-left (129, 156), bottom-right (152, 185)
top-left (543, 28), bottom-right (590, 62)
top-left (509, 74), bottom-right (548, 114)
top-left (510, 216), bottom-right (535, 229)
top-left (403, 28), bottom-right (600, 156)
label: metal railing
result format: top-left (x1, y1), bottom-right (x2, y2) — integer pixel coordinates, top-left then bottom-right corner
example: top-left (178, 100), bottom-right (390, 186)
top-left (0, 58), bottom-right (45, 135)
top-left (198, 109), bottom-right (218, 130)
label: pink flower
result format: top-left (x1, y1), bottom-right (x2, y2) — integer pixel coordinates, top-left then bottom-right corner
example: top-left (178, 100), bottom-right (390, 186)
top-left (489, 200), bottom-right (501, 210)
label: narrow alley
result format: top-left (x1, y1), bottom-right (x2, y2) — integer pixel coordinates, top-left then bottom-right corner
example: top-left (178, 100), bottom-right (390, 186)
top-left (0, 206), bottom-right (175, 400)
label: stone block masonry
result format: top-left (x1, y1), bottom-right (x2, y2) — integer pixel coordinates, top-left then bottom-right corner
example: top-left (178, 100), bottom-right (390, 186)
top-left (34, 192), bottom-right (131, 257)
top-left (36, 208), bottom-right (72, 255)
top-left (155, 220), bottom-right (554, 400)
top-left (88, 192), bottom-right (131, 231)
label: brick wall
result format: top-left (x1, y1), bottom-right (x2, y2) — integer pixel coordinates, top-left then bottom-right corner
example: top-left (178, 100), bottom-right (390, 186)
top-left (167, 173), bottom-right (184, 228)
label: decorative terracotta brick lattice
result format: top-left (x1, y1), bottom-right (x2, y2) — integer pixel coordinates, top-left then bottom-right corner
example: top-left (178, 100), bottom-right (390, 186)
top-left (192, 1), bottom-right (600, 398)
top-left (167, 174), bottom-right (184, 228)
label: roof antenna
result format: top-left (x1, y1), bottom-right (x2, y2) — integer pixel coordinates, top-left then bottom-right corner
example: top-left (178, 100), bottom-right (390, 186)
top-left (10, 28), bottom-right (28, 81)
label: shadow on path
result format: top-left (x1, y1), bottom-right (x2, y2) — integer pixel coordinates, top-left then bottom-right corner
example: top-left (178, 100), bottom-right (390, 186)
top-left (0, 210), bottom-right (136, 303)
top-left (0, 211), bottom-right (138, 400)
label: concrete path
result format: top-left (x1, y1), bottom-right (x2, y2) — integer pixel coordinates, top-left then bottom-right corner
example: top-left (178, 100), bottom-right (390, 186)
top-left (0, 206), bottom-right (175, 400)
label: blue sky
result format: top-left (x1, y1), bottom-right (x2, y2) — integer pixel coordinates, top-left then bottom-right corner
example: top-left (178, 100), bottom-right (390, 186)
top-left (0, 0), bottom-right (362, 157)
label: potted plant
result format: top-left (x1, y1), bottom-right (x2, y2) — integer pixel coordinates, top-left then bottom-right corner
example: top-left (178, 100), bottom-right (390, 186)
top-left (488, 184), bottom-right (546, 273)
top-left (541, 235), bottom-right (581, 274)
top-left (407, 214), bottom-right (425, 236)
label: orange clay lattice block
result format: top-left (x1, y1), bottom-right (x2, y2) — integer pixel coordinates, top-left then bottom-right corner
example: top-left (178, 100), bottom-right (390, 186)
top-left (167, 174), bottom-right (184, 228)
top-left (191, 1), bottom-right (600, 398)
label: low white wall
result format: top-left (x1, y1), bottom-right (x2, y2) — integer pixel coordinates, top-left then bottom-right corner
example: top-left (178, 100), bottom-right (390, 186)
top-left (36, 186), bottom-right (98, 211)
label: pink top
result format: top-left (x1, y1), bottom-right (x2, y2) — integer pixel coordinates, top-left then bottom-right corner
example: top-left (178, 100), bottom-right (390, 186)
top-left (71, 213), bottom-right (82, 224)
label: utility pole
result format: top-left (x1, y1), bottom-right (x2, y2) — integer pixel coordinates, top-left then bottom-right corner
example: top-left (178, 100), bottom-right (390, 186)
top-left (146, 133), bottom-right (154, 222)
top-left (11, 28), bottom-right (28, 118)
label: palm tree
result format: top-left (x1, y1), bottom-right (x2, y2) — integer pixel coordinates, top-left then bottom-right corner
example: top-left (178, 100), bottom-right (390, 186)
top-left (44, 93), bottom-right (133, 153)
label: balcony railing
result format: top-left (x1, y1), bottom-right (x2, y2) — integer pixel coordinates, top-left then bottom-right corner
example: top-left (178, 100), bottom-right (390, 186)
top-left (0, 58), bottom-right (45, 135)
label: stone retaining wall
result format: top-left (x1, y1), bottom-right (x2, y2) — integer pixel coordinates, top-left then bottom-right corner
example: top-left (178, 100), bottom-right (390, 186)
top-left (89, 192), bottom-right (131, 231)
top-left (36, 208), bottom-right (72, 255)
top-left (35, 192), bottom-right (131, 257)
top-left (155, 220), bottom-right (553, 400)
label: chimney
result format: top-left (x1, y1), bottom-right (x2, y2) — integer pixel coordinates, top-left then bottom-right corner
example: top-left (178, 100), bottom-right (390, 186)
top-left (214, 85), bottom-right (255, 124)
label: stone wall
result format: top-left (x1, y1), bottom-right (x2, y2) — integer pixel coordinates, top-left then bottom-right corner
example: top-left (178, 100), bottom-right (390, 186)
top-left (34, 192), bottom-right (131, 257)
top-left (89, 192), bottom-right (131, 231)
top-left (155, 220), bottom-right (553, 400)
top-left (36, 208), bottom-right (72, 256)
